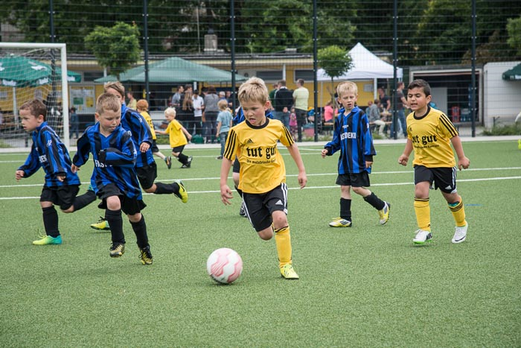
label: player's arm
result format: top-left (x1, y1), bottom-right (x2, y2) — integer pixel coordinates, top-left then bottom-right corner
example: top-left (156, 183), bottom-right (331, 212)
top-left (287, 143), bottom-right (307, 189)
top-left (450, 135), bottom-right (470, 170)
top-left (220, 158), bottom-right (233, 205)
top-left (181, 125), bottom-right (192, 141)
top-left (72, 131), bottom-right (91, 170)
top-left (398, 138), bottom-right (413, 166)
top-left (16, 144), bottom-right (40, 180)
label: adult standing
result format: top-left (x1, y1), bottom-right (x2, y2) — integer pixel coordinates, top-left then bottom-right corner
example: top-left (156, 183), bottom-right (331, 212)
top-left (203, 85), bottom-right (219, 144)
top-left (69, 107), bottom-right (80, 139)
top-left (192, 90), bottom-right (204, 136)
top-left (393, 81), bottom-right (408, 138)
top-left (273, 79), bottom-right (293, 129)
top-left (171, 85), bottom-right (184, 111)
top-left (127, 92), bottom-right (137, 110)
top-left (293, 79), bottom-right (309, 142)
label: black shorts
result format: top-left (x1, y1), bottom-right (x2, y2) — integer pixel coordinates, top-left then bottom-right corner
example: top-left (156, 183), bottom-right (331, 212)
top-left (150, 140), bottom-right (160, 154)
top-left (40, 185), bottom-right (80, 210)
top-left (136, 162), bottom-right (158, 190)
top-left (336, 172), bottom-right (371, 187)
top-left (414, 165), bottom-right (457, 193)
top-left (243, 184), bottom-right (288, 232)
top-left (172, 145), bottom-right (185, 153)
top-left (233, 157), bottom-right (240, 173)
top-left (97, 183), bottom-right (146, 215)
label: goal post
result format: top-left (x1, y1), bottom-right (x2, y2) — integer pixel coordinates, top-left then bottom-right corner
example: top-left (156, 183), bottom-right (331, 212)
top-left (0, 42), bottom-right (71, 149)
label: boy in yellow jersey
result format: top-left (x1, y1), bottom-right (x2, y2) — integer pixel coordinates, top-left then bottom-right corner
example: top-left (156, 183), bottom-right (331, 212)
top-left (136, 99), bottom-right (171, 169)
top-left (156, 107), bottom-right (193, 168)
top-left (398, 79), bottom-right (470, 245)
top-left (220, 77), bottom-right (307, 279)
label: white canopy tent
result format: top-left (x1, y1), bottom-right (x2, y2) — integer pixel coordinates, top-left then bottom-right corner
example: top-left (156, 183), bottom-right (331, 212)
top-left (317, 42), bottom-right (403, 103)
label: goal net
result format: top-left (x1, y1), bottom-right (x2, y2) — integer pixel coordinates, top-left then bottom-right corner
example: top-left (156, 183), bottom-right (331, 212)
top-left (0, 43), bottom-right (72, 149)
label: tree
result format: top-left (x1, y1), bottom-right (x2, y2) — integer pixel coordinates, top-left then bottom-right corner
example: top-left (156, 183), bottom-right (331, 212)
top-left (507, 16), bottom-right (521, 56)
top-left (84, 22), bottom-right (141, 79)
top-left (318, 45), bottom-right (353, 107)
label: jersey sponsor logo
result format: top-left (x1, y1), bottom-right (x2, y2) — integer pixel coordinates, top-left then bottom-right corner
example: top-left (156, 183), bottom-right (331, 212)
top-left (38, 154), bottom-right (47, 163)
top-left (246, 145), bottom-right (277, 159)
top-left (412, 134), bottom-right (437, 146)
top-left (94, 159), bottom-right (109, 168)
top-left (340, 132), bottom-right (356, 140)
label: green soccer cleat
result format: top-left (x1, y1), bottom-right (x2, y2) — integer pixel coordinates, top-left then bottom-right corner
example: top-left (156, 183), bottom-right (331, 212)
top-left (174, 180), bottom-right (188, 203)
top-left (91, 217), bottom-right (110, 231)
top-left (280, 264), bottom-right (299, 280)
top-left (378, 202), bottom-right (391, 225)
top-left (139, 246), bottom-right (153, 265)
top-left (32, 235), bottom-right (62, 245)
top-left (109, 243), bottom-right (125, 257)
top-left (329, 217), bottom-right (352, 227)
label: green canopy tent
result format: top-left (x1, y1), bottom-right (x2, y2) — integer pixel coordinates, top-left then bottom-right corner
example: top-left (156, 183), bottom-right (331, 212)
top-left (502, 63), bottom-right (521, 81)
top-left (95, 56), bottom-right (246, 83)
top-left (0, 54), bottom-right (81, 124)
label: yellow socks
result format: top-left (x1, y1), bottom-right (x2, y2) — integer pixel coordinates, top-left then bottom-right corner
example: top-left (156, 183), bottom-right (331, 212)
top-left (414, 198), bottom-right (431, 231)
top-left (274, 226), bottom-right (292, 268)
top-left (449, 199), bottom-right (466, 227)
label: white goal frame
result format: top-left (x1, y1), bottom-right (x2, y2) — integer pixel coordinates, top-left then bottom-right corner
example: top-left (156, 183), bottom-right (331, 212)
top-left (0, 42), bottom-right (71, 149)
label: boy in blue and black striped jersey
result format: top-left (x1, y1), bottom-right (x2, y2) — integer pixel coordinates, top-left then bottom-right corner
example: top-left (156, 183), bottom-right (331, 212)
top-left (16, 99), bottom-right (85, 246)
top-left (89, 82), bottom-right (188, 231)
top-left (73, 93), bottom-right (152, 265)
top-left (322, 81), bottom-right (390, 228)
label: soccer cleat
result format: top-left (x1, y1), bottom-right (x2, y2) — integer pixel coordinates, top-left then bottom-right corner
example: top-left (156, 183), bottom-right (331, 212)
top-left (32, 235), bottom-right (62, 245)
top-left (280, 264), bottom-right (299, 280)
top-left (452, 221), bottom-right (468, 244)
top-left (378, 202), bottom-right (391, 225)
top-left (174, 180), bottom-right (188, 203)
top-left (413, 229), bottom-right (433, 245)
top-left (329, 217), bottom-right (352, 227)
top-left (91, 217), bottom-right (110, 231)
top-left (186, 156), bottom-right (193, 168)
top-left (216, 155), bottom-right (223, 160)
top-left (109, 243), bottom-right (125, 257)
top-left (139, 246), bottom-right (153, 265)
top-left (165, 156), bottom-right (172, 169)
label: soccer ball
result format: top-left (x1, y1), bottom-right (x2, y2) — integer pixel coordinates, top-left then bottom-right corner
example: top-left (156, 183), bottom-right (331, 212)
top-left (207, 248), bottom-right (243, 284)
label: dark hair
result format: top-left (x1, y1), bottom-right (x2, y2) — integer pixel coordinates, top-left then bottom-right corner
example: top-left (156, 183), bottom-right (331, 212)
top-left (20, 99), bottom-right (47, 121)
top-left (407, 79), bottom-right (431, 97)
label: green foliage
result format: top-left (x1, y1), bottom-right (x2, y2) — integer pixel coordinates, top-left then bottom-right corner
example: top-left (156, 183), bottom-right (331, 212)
top-left (482, 122), bottom-right (521, 135)
top-left (318, 46), bottom-right (352, 104)
top-left (507, 16), bottom-right (521, 56)
top-left (84, 22), bottom-right (141, 78)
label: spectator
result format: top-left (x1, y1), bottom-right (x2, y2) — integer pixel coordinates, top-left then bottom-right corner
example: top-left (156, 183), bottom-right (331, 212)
top-left (273, 79), bottom-right (293, 129)
top-left (203, 85), bottom-right (219, 144)
top-left (293, 79), bottom-right (309, 142)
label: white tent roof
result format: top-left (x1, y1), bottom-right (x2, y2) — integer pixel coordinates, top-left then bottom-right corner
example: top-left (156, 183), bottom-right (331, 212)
top-left (317, 42), bottom-right (403, 81)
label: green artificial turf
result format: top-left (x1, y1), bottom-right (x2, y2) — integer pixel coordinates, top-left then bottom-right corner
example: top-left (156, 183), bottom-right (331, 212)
top-left (0, 140), bottom-right (520, 347)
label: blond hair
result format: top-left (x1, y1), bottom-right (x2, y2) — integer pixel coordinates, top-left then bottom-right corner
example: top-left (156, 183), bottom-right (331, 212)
top-left (96, 93), bottom-right (121, 115)
top-left (336, 81), bottom-right (358, 97)
top-left (237, 77), bottom-right (269, 105)
top-left (103, 81), bottom-right (125, 98)
top-left (164, 107), bottom-right (176, 117)
top-left (136, 99), bottom-right (149, 111)
top-left (218, 99), bottom-right (230, 111)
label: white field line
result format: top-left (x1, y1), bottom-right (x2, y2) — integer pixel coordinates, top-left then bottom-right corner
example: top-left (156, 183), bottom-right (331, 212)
top-left (1, 175), bottom-right (520, 201)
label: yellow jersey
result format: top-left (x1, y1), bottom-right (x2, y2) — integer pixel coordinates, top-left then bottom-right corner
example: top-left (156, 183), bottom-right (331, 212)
top-left (139, 111), bottom-right (157, 140)
top-left (165, 119), bottom-right (187, 148)
top-left (406, 106), bottom-right (458, 168)
top-left (224, 118), bottom-right (293, 194)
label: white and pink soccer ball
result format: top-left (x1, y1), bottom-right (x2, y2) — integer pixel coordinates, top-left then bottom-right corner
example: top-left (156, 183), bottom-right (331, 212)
top-left (207, 248), bottom-right (243, 284)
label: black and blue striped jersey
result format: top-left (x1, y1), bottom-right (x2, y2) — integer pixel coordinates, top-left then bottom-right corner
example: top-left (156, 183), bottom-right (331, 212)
top-left (18, 121), bottom-right (80, 187)
top-left (324, 106), bottom-right (376, 175)
top-left (120, 103), bottom-right (154, 168)
top-left (73, 123), bottom-right (142, 199)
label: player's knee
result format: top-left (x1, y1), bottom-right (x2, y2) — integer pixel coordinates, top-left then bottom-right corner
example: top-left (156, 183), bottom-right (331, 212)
top-left (61, 205), bottom-right (74, 213)
top-left (258, 228), bottom-right (273, 240)
top-left (272, 214), bottom-right (287, 229)
top-left (352, 186), bottom-right (366, 195)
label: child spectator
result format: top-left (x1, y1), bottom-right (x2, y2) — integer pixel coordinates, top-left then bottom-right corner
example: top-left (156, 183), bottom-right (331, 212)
top-left (220, 77), bottom-right (307, 279)
top-left (289, 107), bottom-right (298, 140)
top-left (136, 99), bottom-right (172, 169)
top-left (322, 81), bottom-right (390, 228)
top-left (16, 99), bottom-right (82, 245)
top-left (157, 107), bottom-right (193, 168)
top-left (215, 99), bottom-right (233, 159)
top-left (398, 79), bottom-right (470, 244)
top-left (73, 93), bottom-right (153, 264)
